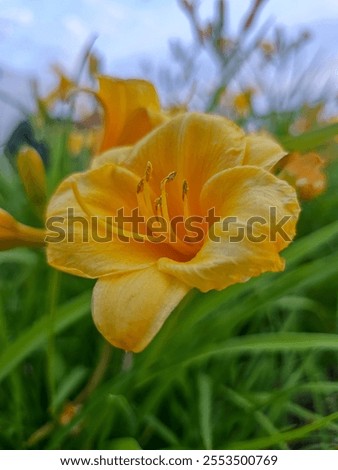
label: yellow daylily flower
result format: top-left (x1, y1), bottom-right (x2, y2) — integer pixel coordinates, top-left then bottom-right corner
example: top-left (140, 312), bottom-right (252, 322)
top-left (0, 209), bottom-right (46, 251)
top-left (96, 76), bottom-right (168, 152)
top-left (277, 152), bottom-right (327, 200)
top-left (46, 113), bottom-right (300, 352)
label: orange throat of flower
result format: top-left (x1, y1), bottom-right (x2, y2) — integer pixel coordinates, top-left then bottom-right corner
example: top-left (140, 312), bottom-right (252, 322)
top-left (135, 161), bottom-right (205, 258)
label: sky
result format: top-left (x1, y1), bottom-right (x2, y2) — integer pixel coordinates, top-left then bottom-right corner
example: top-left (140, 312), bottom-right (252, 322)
top-left (1, 0), bottom-right (338, 78)
top-left (0, 0), bottom-right (337, 142)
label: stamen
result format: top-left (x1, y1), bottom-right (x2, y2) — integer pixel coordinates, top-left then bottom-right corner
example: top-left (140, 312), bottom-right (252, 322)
top-left (154, 197), bottom-right (161, 218)
top-left (182, 180), bottom-right (189, 201)
top-left (136, 177), bottom-right (152, 220)
top-left (143, 163), bottom-right (154, 215)
top-left (182, 179), bottom-right (189, 219)
top-left (145, 161), bottom-right (152, 182)
top-left (136, 162), bottom-right (155, 221)
top-left (136, 178), bottom-right (144, 194)
top-left (161, 171), bottom-right (177, 186)
top-left (160, 171), bottom-right (177, 222)
top-left (133, 166), bottom-right (202, 255)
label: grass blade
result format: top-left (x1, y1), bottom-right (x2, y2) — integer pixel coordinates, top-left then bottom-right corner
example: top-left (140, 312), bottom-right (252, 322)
top-left (0, 291), bottom-right (91, 383)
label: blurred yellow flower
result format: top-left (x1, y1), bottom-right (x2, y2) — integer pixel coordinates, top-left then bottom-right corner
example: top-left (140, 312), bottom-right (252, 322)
top-left (233, 88), bottom-right (255, 117)
top-left (41, 66), bottom-right (75, 110)
top-left (290, 103), bottom-right (324, 134)
top-left (68, 128), bottom-right (103, 157)
top-left (96, 76), bottom-right (167, 152)
top-left (278, 152), bottom-right (327, 200)
top-left (260, 40), bottom-right (275, 57)
top-left (46, 113), bottom-right (299, 352)
top-left (0, 209), bottom-right (45, 251)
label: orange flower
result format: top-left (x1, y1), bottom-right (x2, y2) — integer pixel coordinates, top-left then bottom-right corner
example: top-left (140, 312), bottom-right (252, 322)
top-left (46, 113), bottom-right (299, 352)
top-left (278, 152), bottom-right (326, 200)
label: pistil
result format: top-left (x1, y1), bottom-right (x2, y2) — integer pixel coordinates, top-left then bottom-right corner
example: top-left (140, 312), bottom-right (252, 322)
top-left (182, 179), bottom-right (189, 219)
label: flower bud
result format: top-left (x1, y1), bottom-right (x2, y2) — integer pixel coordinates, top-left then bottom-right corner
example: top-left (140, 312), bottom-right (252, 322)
top-left (0, 208), bottom-right (45, 251)
top-left (17, 146), bottom-right (47, 216)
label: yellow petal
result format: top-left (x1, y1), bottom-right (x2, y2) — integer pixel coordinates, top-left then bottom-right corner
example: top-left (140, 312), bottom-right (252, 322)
top-left (243, 132), bottom-right (287, 170)
top-left (118, 108), bottom-right (168, 146)
top-left (92, 266), bottom-right (189, 352)
top-left (46, 163), bottom-right (181, 278)
top-left (97, 76), bottom-right (161, 152)
top-left (159, 222), bottom-right (285, 292)
top-left (201, 166), bottom-right (299, 251)
top-left (91, 146), bottom-right (133, 169)
top-left (158, 166), bottom-right (300, 292)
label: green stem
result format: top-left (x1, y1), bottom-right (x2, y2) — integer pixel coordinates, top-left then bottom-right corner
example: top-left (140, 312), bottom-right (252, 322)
top-left (0, 288), bottom-right (24, 445)
top-left (75, 341), bottom-right (112, 404)
top-left (46, 269), bottom-right (60, 416)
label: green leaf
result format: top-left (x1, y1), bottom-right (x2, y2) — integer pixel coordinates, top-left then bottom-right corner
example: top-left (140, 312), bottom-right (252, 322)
top-left (0, 291), bottom-right (91, 383)
top-left (188, 333), bottom-right (338, 365)
top-left (0, 248), bottom-right (38, 266)
top-left (222, 386), bottom-right (289, 450)
top-left (51, 366), bottom-right (88, 412)
top-left (198, 374), bottom-right (213, 450)
top-left (225, 411), bottom-right (338, 449)
top-left (284, 221), bottom-right (338, 266)
top-left (107, 438), bottom-right (142, 450)
top-left (279, 123), bottom-right (338, 151)
top-left (144, 415), bottom-right (180, 447)
top-left (143, 333), bottom-right (338, 385)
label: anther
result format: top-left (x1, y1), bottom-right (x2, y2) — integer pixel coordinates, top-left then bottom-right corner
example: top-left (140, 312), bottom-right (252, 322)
top-left (145, 161), bottom-right (152, 182)
top-left (182, 180), bottom-right (189, 200)
top-left (136, 179), bottom-right (144, 194)
top-left (154, 196), bottom-right (162, 217)
top-left (161, 171), bottom-right (177, 188)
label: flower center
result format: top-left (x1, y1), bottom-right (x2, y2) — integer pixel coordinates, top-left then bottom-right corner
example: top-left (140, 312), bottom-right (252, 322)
top-left (136, 161), bottom-right (203, 256)
top-left (70, 162), bottom-right (205, 258)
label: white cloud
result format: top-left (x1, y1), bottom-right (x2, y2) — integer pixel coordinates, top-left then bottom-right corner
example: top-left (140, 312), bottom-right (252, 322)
top-left (83, 0), bottom-right (127, 21)
top-left (63, 15), bottom-right (89, 41)
top-left (1, 7), bottom-right (34, 25)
